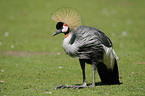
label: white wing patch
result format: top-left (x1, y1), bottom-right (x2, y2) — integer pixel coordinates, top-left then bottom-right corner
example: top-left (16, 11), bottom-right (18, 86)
top-left (102, 44), bottom-right (119, 69)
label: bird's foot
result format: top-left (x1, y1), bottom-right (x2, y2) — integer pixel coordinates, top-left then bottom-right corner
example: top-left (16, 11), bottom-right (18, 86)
top-left (54, 85), bottom-right (68, 89)
top-left (54, 83), bottom-right (88, 89)
top-left (90, 83), bottom-right (95, 87)
top-left (81, 82), bottom-right (87, 87)
top-left (72, 82), bottom-right (87, 88)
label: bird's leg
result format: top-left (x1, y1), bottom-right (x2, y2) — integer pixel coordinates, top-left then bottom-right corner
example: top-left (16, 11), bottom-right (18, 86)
top-left (92, 62), bottom-right (97, 87)
top-left (79, 59), bottom-right (87, 87)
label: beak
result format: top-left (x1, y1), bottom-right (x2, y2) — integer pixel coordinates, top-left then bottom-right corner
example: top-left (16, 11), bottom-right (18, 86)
top-left (52, 29), bottom-right (62, 36)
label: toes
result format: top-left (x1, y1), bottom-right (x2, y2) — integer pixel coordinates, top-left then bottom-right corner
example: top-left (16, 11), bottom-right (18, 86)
top-left (90, 84), bottom-right (95, 87)
top-left (54, 84), bottom-right (90, 89)
top-left (54, 85), bottom-right (67, 89)
top-left (82, 82), bottom-right (87, 87)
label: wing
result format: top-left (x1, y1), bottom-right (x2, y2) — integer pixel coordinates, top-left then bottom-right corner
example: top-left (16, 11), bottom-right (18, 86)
top-left (95, 29), bottom-right (112, 47)
top-left (73, 26), bottom-right (107, 59)
top-left (74, 26), bottom-right (112, 47)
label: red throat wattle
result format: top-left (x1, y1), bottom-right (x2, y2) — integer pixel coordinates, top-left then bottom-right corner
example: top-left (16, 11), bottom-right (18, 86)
top-left (65, 34), bottom-right (69, 38)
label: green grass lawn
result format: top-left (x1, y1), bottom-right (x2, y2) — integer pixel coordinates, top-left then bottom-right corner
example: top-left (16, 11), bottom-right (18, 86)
top-left (0, 0), bottom-right (145, 95)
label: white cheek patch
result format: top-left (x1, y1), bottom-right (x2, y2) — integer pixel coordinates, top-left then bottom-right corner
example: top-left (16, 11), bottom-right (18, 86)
top-left (62, 26), bottom-right (68, 32)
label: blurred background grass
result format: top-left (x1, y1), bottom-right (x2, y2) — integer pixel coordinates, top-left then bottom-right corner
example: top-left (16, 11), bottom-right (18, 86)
top-left (0, 0), bottom-right (145, 95)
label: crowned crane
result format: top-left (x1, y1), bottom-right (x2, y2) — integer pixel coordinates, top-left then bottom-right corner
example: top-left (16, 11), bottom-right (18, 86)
top-left (52, 8), bottom-right (120, 87)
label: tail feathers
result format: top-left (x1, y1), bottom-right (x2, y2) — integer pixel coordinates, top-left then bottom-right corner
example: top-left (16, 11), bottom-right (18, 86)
top-left (97, 59), bottom-right (120, 84)
top-left (113, 49), bottom-right (119, 60)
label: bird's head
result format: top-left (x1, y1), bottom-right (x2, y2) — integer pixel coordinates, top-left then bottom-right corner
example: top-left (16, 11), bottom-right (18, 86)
top-left (52, 22), bottom-right (69, 36)
top-left (52, 8), bottom-right (82, 37)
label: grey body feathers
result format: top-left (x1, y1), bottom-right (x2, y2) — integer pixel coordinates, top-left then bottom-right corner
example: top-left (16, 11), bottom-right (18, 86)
top-left (69, 26), bottom-right (112, 60)
top-left (63, 26), bottom-right (120, 85)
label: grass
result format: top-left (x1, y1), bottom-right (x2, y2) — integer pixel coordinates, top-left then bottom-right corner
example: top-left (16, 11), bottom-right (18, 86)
top-left (0, 0), bottom-right (145, 95)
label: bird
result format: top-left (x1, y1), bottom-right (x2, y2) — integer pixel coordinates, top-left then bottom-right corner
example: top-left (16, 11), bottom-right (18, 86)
top-left (52, 8), bottom-right (120, 87)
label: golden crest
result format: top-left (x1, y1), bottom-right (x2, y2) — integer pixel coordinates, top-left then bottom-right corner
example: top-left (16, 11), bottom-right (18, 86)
top-left (52, 8), bottom-right (82, 29)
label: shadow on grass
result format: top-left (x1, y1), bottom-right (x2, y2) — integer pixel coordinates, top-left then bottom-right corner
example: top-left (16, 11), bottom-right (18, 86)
top-left (91, 82), bottom-right (122, 86)
top-left (54, 82), bottom-right (122, 89)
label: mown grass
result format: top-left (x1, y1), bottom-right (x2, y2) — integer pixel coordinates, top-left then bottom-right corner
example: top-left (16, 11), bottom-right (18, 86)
top-left (0, 0), bottom-right (145, 95)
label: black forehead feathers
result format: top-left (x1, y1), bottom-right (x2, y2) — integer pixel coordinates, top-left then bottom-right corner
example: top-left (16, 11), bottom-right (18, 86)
top-left (56, 22), bottom-right (64, 29)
